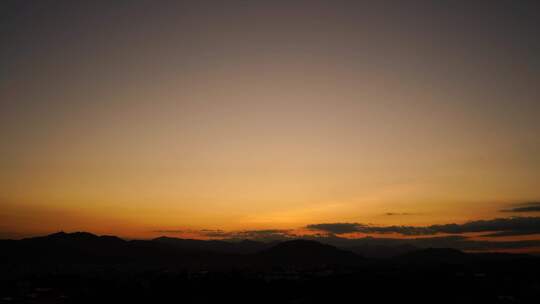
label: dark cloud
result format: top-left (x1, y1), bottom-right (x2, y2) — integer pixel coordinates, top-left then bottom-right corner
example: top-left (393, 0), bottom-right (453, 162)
top-left (306, 222), bottom-right (436, 235)
top-left (385, 212), bottom-right (413, 216)
top-left (153, 228), bottom-right (291, 240)
top-left (307, 217), bottom-right (540, 237)
top-left (155, 217), bottom-right (540, 244)
top-left (226, 229), bottom-right (291, 240)
top-left (306, 223), bottom-right (362, 234)
top-left (153, 219), bottom-right (540, 252)
top-left (152, 230), bottom-right (186, 234)
top-left (360, 225), bottom-right (434, 235)
top-left (431, 217), bottom-right (540, 235)
top-left (500, 202), bottom-right (540, 213)
top-left (480, 230), bottom-right (540, 237)
top-left (306, 222), bottom-right (434, 235)
top-left (198, 229), bottom-right (230, 238)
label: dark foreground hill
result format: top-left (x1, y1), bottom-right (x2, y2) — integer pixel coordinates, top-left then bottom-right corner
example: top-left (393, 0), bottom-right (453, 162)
top-left (395, 247), bottom-right (471, 264)
top-left (0, 232), bottom-right (365, 269)
top-left (153, 236), bottom-right (270, 254)
top-left (0, 232), bottom-right (539, 303)
top-left (254, 239), bottom-right (363, 267)
top-left (0, 231), bottom-right (536, 268)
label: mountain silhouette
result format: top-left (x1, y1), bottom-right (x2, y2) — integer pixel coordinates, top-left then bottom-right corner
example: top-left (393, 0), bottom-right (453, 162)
top-left (36, 231), bottom-right (125, 247)
top-left (0, 233), bottom-right (367, 268)
top-left (1, 231), bottom-right (131, 264)
top-left (254, 240), bottom-right (363, 267)
top-left (349, 243), bottom-right (418, 258)
top-left (153, 236), bottom-right (269, 254)
top-left (394, 247), bottom-right (471, 264)
top-left (1, 232), bottom-right (540, 303)
top-left (1, 232), bottom-right (536, 269)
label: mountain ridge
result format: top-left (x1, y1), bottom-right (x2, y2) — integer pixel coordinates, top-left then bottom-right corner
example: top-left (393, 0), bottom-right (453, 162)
top-left (1, 231), bottom-right (535, 268)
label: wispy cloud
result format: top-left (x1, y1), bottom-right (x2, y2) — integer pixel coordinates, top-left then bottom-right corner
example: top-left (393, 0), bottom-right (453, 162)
top-left (385, 212), bottom-right (414, 216)
top-left (305, 223), bottom-right (362, 234)
top-left (500, 202), bottom-right (540, 213)
top-left (153, 228), bottom-right (292, 240)
top-left (152, 230), bottom-right (186, 234)
top-left (153, 217), bottom-right (540, 242)
top-left (150, 217), bottom-right (540, 252)
top-left (306, 222), bottom-right (433, 235)
top-left (208, 229), bottom-right (292, 240)
top-left (307, 217), bottom-right (540, 237)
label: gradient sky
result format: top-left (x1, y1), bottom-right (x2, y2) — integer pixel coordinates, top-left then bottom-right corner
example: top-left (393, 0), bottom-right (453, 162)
top-left (1, 0), bottom-right (540, 239)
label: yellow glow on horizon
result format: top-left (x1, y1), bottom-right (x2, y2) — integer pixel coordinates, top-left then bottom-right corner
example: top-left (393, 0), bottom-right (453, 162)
top-left (1, 2), bottom-right (540, 240)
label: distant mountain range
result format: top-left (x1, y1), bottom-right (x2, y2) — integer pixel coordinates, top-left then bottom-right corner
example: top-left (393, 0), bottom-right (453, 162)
top-left (0, 232), bottom-right (534, 271)
top-left (153, 235), bottom-right (271, 254)
top-left (2, 232), bottom-right (539, 304)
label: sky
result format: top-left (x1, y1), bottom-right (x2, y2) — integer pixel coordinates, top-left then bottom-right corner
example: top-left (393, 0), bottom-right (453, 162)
top-left (1, 1), bottom-right (540, 245)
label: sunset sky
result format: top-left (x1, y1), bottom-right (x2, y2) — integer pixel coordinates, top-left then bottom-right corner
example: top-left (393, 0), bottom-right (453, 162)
top-left (1, 1), bottom-right (539, 242)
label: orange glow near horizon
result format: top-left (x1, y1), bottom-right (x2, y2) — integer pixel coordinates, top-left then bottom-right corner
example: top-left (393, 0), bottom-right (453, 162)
top-left (1, 1), bottom-right (540, 251)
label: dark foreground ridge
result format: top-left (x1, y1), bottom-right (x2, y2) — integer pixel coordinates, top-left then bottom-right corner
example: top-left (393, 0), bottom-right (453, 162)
top-left (1, 232), bottom-right (539, 303)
